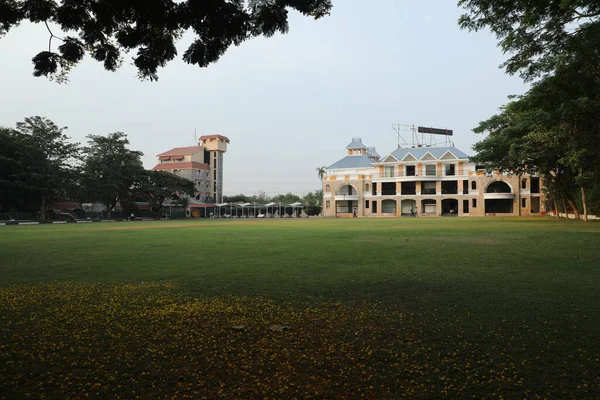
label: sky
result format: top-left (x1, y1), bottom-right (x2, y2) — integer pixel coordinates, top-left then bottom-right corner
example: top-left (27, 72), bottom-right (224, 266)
top-left (0, 1), bottom-right (529, 196)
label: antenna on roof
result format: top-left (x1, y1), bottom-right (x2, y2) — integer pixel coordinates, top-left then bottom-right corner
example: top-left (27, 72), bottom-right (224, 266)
top-left (191, 128), bottom-right (197, 146)
top-left (392, 124), bottom-right (453, 148)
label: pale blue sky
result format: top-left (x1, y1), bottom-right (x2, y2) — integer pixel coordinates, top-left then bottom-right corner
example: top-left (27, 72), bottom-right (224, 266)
top-left (0, 1), bottom-right (527, 195)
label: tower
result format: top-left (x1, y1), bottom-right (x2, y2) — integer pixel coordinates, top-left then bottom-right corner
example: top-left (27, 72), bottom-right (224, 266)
top-left (198, 135), bottom-right (230, 203)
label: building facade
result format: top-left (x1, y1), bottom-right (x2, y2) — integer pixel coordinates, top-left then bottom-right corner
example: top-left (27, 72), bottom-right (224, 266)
top-left (322, 138), bottom-right (545, 218)
top-left (152, 135), bottom-right (230, 212)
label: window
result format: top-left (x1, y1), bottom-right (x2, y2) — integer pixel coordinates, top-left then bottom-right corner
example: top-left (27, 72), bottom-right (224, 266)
top-left (522, 178), bottom-right (527, 189)
top-left (463, 180), bottom-right (469, 194)
top-left (365, 200), bottom-right (370, 209)
top-left (472, 199), bottom-right (477, 208)
top-left (382, 200), bottom-right (396, 213)
top-left (384, 166), bottom-right (395, 177)
top-left (365, 183), bottom-right (370, 192)
top-left (372, 182), bottom-right (377, 196)
top-left (425, 165), bottom-right (436, 176)
top-left (463, 199), bottom-right (469, 213)
top-left (422, 182), bottom-right (436, 195)
top-left (372, 201), bottom-right (378, 213)
top-left (445, 164), bottom-right (456, 176)
top-left (326, 201), bottom-right (330, 209)
top-left (325, 185), bottom-right (330, 192)
top-left (471, 181), bottom-right (477, 190)
top-left (531, 177), bottom-right (541, 193)
top-left (406, 165), bottom-right (416, 176)
top-left (382, 182), bottom-right (396, 196)
top-left (522, 198), bottom-right (527, 208)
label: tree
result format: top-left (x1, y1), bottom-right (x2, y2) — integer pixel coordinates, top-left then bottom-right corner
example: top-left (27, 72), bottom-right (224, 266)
top-left (0, 127), bottom-right (25, 212)
top-left (271, 192), bottom-right (302, 205)
top-left (458, 0), bottom-right (600, 80)
top-left (224, 194), bottom-right (249, 203)
top-left (471, 56), bottom-right (600, 221)
top-left (316, 166), bottom-right (326, 180)
top-left (135, 170), bottom-right (196, 217)
top-left (82, 132), bottom-right (144, 218)
top-left (10, 117), bottom-right (80, 220)
top-left (460, 0), bottom-right (600, 220)
top-left (0, 0), bottom-right (332, 82)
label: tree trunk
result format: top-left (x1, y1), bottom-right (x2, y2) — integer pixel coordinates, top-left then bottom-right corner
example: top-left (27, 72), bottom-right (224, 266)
top-left (553, 198), bottom-right (560, 218)
top-left (562, 197), bottom-right (569, 219)
top-left (567, 198), bottom-right (580, 220)
top-left (40, 192), bottom-right (46, 221)
top-left (579, 169), bottom-right (588, 223)
top-left (581, 186), bottom-right (588, 222)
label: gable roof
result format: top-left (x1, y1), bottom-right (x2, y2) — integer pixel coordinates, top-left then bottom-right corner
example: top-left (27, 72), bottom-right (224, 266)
top-left (327, 155), bottom-right (373, 169)
top-left (382, 155), bottom-right (398, 163)
top-left (157, 146), bottom-right (205, 157)
top-left (390, 146), bottom-right (469, 161)
top-left (420, 152), bottom-right (437, 161)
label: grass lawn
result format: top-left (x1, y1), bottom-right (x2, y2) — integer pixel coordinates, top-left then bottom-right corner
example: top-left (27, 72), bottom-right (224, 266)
top-left (1, 217), bottom-right (599, 398)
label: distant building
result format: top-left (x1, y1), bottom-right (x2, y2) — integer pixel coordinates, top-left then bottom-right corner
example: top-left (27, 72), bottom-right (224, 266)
top-left (152, 135), bottom-right (230, 216)
top-left (322, 137), bottom-right (545, 218)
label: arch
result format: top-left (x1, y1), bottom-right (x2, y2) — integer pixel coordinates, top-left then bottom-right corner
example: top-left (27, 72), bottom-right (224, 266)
top-left (441, 198), bottom-right (459, 216)
top-left (381, 199), bottom-right (397, 213)
top-left (335, 184), bottom-right (358, 196)
top-left (325, 184), bottom-right (330, 193)
top-left (365, 182), bottom-right (370, 192)
top-left (471, 181), bottom-right (477, 190)
top-left (401, 199), bottom-right (417, 216)
top-left (485, 180), bottom-right (512, 193)
top-left (421, 199), bottom-right (437, 215)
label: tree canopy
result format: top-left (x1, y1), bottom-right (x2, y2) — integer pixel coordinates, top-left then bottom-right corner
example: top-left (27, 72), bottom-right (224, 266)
top-left (82, 132), bottom-right (144, 217)
top-left (0, 0), bottom-right (332, 81)
top-left (135, 170), bottom-right (196, 217)
top-left (470, 54), bottom-right (600, 220)
top-left (5, 117), bottom-right (81, 219)
top-left (458, 0), bottom-right (600, 80)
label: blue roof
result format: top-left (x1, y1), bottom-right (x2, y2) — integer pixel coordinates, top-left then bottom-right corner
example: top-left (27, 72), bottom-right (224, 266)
top-left (346, 139), bottom-right (366, 149)
top-left (327, 155), bottom-right (373, 169)
top-left (389, 146), bottom-right (469, 161)
top-left (366, 147), bottom-right (380, 157)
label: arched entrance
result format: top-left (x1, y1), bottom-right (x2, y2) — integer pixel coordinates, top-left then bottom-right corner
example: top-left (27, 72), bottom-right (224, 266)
top-left (335, 184), bottom-right (359, 216)
top-left (486, 181), bottom-right (512, 193)
top-left (381, 199), bottom-right (397, 214)
top-left (441, 199), bottom-right (459, 216)
top-left (421, 199), bottom-right (437, 216)
top-left (484, 180), bottom-right (514, 214)
top-left (401, 199), bottom-right (417, 216)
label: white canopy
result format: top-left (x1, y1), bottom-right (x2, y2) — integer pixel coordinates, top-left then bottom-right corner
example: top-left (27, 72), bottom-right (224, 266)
top-left (264, 202), bottom-right (277, 207)
top-left (238, 203), bottom-right (251, 207)
top-left (288, 202), bottom-right (304, 207)
top-left (215, 203), bottom-right (229, 207)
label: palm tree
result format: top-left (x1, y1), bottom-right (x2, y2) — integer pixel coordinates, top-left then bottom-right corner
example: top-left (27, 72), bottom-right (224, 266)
top-left (316, 166), bottom-right (326, 181)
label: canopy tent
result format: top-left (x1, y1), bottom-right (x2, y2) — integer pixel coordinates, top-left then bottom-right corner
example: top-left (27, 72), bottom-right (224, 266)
top-left (215, 203), bottom-right (233, 218)
top-left (285, 202), bottom-right (305, 218)
top-left (263, 202), bottom-right (278, 218)
top-left (237, 203), bottom-right (252, 218)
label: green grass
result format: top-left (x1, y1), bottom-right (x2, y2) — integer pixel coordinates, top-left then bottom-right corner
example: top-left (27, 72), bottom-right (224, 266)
top-left (1, 218), bottom-right (599, 398)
